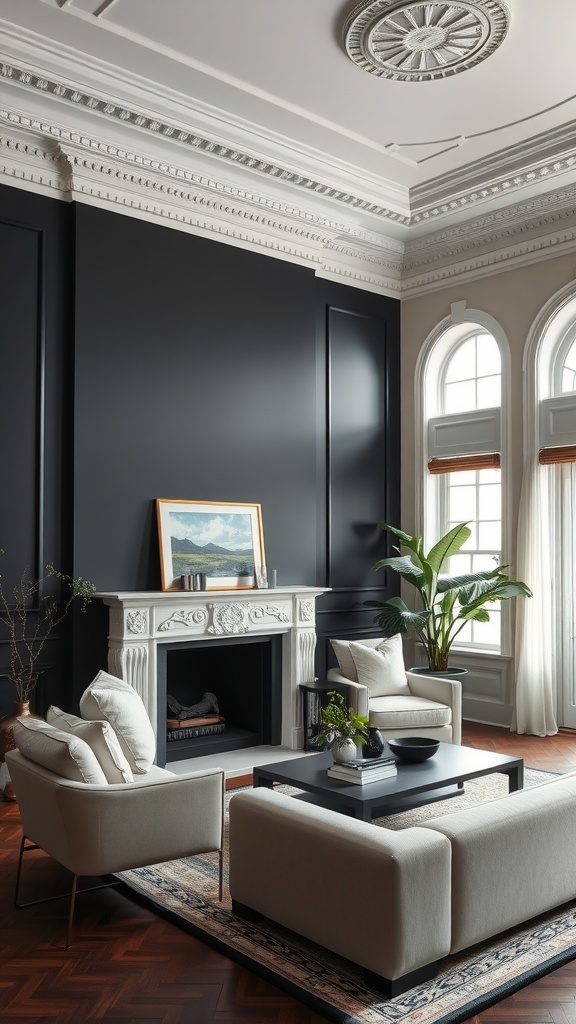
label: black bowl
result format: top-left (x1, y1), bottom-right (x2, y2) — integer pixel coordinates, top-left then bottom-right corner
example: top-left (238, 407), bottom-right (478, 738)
top-left (388, 737), bottom-right (440, 763)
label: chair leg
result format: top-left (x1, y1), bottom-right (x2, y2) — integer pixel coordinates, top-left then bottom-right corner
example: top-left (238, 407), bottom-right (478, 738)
top-left (13, 833), bottom-right (120, 947)
top-left (65, 875), bottom-right (78, 949)
top-left (14, 835), bottom-right (41, 908)
top-left (218, 849), bottom-right (223, 902)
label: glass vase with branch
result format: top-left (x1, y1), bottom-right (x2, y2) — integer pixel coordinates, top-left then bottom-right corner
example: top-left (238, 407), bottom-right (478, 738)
top-left (0, 553), bottom-right (95, 713)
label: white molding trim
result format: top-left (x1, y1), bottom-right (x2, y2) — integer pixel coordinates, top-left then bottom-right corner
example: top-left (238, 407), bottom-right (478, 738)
top-left (1, 84), bottom-right (576, 295)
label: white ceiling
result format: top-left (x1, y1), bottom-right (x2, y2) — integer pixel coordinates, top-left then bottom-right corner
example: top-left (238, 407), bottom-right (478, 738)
top-left (1, 0), bottom-right (576, 295)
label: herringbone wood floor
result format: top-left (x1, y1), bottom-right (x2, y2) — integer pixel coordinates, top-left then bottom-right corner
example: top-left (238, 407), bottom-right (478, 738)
top-left (1, 724), bottom-right (576, 1023)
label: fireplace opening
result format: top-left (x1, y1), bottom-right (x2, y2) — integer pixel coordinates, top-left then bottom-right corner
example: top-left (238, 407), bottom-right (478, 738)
top-left (156, 634), bottom-right (283, 766)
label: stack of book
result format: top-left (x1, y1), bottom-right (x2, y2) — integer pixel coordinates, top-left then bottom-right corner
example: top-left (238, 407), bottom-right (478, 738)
top-left (166, 714), bottom-right (225, 742)
top-left (327, 754), bottom-right (397, 785)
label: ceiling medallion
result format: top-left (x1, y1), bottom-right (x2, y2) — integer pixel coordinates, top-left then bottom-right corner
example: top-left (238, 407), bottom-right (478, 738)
top-left (344, 0), bottom-right (510, 81)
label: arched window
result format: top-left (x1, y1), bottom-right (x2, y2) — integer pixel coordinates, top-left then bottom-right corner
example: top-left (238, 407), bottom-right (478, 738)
top-left (514, 284), bottom-right (576, 734)
top-left (560, 335), bottom-right (576, 394)
top-left (418, 311), bottom-right (508, 654)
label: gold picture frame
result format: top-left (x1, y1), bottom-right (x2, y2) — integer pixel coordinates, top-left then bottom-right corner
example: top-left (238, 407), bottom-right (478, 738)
top-left (156, 499), bottom-right (266, 591)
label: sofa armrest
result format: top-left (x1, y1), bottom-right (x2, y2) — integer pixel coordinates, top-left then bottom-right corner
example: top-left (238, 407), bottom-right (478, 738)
top-left (326, 667), bottom-right (369, 717)
top-left (229, 788), bottom-right (451, 983)
top-left (406, 672), bottom-right (462, 745)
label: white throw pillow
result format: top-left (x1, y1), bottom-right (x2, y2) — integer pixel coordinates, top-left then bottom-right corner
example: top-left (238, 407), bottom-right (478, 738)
top-left (47, 705), bottom-right (134, 784)
top-left (14, 717), bottom-right (108, 784)
top-left (330, 637), bottom-right (384, 682)
top-left (79, 670), bottom-right (155, 775)
top-left (348, 635), bottom-right (410, 697)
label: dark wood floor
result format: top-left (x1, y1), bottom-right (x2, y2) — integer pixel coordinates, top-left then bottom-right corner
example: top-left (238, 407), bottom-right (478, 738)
top-left (1, 723), bottom-right (576, 1024)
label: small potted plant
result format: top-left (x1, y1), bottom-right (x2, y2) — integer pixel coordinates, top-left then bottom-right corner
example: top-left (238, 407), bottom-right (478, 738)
top-left (316, 690), bottom-right (369, 762)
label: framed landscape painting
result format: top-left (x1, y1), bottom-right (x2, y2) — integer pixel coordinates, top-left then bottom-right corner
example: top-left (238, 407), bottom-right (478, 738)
top-left (156, 499), bottom-right (266, 591)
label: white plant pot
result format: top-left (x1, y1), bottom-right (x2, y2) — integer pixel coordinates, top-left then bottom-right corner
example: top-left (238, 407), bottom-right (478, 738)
top-left (331, 738), bottom-right (357, 763)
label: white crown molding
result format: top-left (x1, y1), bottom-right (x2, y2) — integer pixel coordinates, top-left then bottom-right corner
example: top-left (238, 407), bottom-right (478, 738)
top-left (4, 47), bottom-right (576, 233)
top-left (0, 115), bottom-right (405, 295)
top-left (1, 89), bottom-right (576, 297)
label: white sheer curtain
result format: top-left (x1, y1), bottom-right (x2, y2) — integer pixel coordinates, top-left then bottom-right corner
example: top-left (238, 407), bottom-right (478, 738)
top-left (512, 455), bottom-right (558, 735)
top-left (557, 462), bottom-right (576, 725)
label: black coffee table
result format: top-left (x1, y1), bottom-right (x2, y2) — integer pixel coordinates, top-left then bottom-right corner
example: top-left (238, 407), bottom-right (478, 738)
top-left (253, 743), bottom-right (524, 821)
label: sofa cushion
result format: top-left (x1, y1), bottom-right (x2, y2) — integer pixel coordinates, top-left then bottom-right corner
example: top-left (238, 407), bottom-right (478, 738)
top-left (420, 772), bottom-right (576, 954)
top-left (330, 634), bottom-right (407, 686)
top-left (47, 705), bottom-right (134, 784)
top-left (79, 670), bottom-right (155, 775)
top-left (368, 695), bottom-right (451, 731)
top-left (349, 637), bottom-right (410, 696)
top-left (13, 717), bottom-right (108, 784)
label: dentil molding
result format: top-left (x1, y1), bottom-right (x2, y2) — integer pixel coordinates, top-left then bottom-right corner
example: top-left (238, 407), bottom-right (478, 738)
top-left (1, 88), bottom-right (576, 296)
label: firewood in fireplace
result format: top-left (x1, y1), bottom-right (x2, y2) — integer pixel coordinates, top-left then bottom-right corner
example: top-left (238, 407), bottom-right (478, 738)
top-left (166, 691), bottom-right (220, 720)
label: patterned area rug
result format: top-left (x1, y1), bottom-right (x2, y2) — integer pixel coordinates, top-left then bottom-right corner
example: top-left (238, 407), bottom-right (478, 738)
top-left (120, 769), bottom-right (576, 1024)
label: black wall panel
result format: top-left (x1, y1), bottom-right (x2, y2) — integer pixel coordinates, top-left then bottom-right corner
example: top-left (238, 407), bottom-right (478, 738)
top-left (0, 185), bottom-right (73, 716)
top-left (314, 280), bottom-right (401, 683)
top-left (328, 307), bottom-right (390, 590)
top-left (0, 185), bottom-right (401, 714)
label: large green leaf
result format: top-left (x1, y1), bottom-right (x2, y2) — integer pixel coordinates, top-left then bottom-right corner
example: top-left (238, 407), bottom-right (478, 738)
top-left (436, 569), bottom-right (500, 593)
top-left (377, 522), bottom-right (423, 560)
top-left (458, 576), bottom-right (532, 611)
top-left (426, 523), bottom-right (471, 572)
top-left (460, 607), bottom-right (491, 622)
top-left (372, 555), bottom-right (426, 588)
top-left (370, 596), bottom-right (430, 638)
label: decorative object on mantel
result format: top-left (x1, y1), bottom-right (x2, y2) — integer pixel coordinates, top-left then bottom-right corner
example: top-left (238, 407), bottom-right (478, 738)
top-left (367, 521), bottom-right (531, 674)
top-left (315, 690), bottom-right (369, 763)
top-left (0, 555), bottom-right (95, 799)
top-left (255, 565), bottom-right (268, 589)
top-left (156, 499), bottom-right (265, 592)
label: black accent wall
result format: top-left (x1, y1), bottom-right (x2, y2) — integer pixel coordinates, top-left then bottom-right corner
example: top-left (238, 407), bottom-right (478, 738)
top-left (0, 183), bottom-right (400, 715)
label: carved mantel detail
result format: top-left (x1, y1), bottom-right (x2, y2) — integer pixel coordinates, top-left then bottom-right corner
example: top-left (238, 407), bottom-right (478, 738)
top-left (97, 586), bottom-right (328, 751)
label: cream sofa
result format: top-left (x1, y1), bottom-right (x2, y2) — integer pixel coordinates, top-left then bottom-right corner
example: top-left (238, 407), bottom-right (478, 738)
top-left (229, 771), bottom-right (576, 997)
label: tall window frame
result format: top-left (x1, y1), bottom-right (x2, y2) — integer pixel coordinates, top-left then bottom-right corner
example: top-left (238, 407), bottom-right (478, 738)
top-left (521, 282), bottom-right (576, 730)
top-left (415, 304), bottom-right (511, 656)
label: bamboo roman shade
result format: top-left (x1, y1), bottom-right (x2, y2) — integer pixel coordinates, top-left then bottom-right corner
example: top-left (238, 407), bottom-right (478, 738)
top-left (539, 445), bottom-right (576, 465)
top-left (428, 452), bottom-right (501, 474)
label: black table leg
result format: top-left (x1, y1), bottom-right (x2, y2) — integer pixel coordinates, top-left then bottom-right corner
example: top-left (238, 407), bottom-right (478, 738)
top-left (504, 762), bottom-right (524, 791)
top-left (253, 775), bottom-right (274, 789)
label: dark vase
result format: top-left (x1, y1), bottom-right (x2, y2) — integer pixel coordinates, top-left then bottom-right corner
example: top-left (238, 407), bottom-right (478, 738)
top-left (363, 727), bottom-right (385, 759)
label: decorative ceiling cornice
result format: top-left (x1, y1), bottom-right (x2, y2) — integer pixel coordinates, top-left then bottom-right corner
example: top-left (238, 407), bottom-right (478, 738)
top-left (0, 59), bottom-right (411, 228)
top-left (1, 55), bottom-right (576, 298)
top-left (4, 56), bottom-right (576, 236)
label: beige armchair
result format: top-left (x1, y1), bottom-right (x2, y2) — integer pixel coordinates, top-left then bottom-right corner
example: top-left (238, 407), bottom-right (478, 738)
top-left (6, 748), bottom-right (225, 947)
top-left (327, 635), bottom-right (462, 745)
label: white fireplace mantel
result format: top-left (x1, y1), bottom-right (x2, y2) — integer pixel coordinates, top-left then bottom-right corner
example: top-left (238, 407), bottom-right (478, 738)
top-left (97, 586), bottom-right (329, 750)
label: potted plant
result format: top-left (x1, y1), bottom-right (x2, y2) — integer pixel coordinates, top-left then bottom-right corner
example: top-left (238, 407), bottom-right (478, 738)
top-left (0, 556), bottom-right (96, 762)
top-left (367, 522), bottom-right (532, 675)
top-left (316, 690), bottom-right (369, 762)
